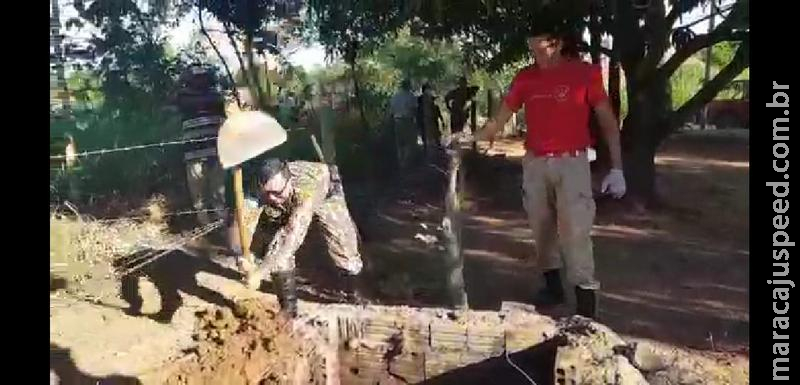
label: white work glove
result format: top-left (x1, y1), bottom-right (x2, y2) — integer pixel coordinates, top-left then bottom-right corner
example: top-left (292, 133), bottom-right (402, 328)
top-left (601, 168), bottom-right (627, 199)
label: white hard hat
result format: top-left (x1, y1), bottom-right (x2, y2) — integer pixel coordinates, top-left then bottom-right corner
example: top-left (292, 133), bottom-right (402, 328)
top-left (217, 110), bottom-right (287, 169)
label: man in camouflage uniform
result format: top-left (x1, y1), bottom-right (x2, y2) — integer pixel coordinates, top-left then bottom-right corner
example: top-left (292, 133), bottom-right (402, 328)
top-left (237, 158), bottom-right (365, 317)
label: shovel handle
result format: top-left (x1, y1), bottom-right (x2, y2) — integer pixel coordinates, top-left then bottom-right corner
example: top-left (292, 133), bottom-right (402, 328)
top-left (232, 166), bottom-right (252, 264)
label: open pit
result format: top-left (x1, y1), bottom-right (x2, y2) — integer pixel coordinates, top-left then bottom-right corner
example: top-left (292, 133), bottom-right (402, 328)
top-left (132, 297), bottom-right (716, 385)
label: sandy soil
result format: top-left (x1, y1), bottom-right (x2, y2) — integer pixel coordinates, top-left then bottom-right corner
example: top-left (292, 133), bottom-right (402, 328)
top-left (50, 130), bottom-right (749, 384)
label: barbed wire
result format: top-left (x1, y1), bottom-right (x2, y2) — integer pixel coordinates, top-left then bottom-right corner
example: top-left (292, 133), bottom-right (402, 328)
top-left (92, 208), bottom-right (228, 223)
top-left (114, 219), bottom-right (225, 277)
top-left (49, 136), bottom-right (216, 160)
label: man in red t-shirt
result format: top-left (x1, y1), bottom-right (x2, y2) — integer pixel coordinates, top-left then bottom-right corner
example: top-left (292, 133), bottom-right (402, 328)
top-left (477, 22), bottom-right (626, 319)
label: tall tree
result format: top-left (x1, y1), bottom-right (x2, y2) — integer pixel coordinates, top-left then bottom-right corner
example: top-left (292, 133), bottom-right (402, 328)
top-left (199, 0), bottom-right (305, 110)
top-left (309, 0), bottom-right (749, 204)
top-left (611, 0), bottom-right (748, 203)
top-left (308, 0), bottom-right (408, 135)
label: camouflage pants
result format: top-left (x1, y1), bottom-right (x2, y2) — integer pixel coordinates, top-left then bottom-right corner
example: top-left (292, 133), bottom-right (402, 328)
top-left (243, 196), bottom-right (363, 276)
top-left (185, 158), bottom-right (226, 225)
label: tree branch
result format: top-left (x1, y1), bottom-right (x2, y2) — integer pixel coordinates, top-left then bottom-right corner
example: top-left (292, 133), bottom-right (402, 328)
top-left (197, 6), bottom-right (241, 108)
top-left (663, 40), bottom-right (749, 139)
top-left (614, 0), bottom-right (646, 76)
top-left (651, 28), bottom-right (747, 86)
top-left (222, 22), bottom-right (253, 105)
top-left (665, 4), bottom-right (681, 30)
top-left (635, 0), bottom-right (670, 82)
top-left (649, 0), bottom-right (748, 86)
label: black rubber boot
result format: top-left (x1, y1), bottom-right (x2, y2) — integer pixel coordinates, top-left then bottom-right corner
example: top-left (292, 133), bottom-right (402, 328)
top-left (533, 269), bottom-right (565, 306)
top-left (575, 286), bottom-right (598, 319)
top-left (271, 270), bottom-right (298, 318)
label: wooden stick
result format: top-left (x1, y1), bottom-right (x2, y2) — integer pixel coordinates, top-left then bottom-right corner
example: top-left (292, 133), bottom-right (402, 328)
top-left (309, 134), bottom-right (326, 163)
top-left (232, 166), bottom-right (252, 264)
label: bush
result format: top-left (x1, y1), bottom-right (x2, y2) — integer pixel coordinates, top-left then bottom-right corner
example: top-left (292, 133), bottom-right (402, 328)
top-left (50, 104), bottom-right (185, 206)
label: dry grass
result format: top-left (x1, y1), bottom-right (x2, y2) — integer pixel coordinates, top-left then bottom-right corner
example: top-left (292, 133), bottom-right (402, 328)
top-left (49, 198), bottom-right (177, 293)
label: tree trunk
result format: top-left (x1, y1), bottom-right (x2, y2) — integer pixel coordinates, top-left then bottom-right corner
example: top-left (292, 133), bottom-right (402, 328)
top-left (621, 121), bottom-right (657, 206)
top-left (470, 101), bottom-right (477, 152)
top-left (197, 7), bottom-right (241, 108)
top-left (349, 60), bottom-right (371, 140)
top-left (621, 77), bottom-right (670, 205)
top-left (243, 33), bottom-right (265, 110)
top-left (588, 5), bottom-right (607, 175)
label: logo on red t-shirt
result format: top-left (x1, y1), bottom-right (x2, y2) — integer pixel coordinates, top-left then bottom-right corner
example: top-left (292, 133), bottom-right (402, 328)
top-left (503, 61), bottom-right (609, 154)
top-left (554, 85), bottom-right (570, 102)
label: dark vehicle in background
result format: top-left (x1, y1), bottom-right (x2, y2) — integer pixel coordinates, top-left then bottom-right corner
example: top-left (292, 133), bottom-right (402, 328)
top-left (705, 79), bottom-right (749, 129)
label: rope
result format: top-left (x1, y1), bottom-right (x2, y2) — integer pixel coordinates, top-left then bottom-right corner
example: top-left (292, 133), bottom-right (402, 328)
top-left (504, 349), bottom-right (538, 385)
top-left (49, 136), bottom-right (216, 160)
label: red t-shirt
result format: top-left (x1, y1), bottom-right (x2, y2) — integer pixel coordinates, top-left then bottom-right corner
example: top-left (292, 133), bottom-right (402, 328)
top-left (504, 60), bottom-right (608, 154)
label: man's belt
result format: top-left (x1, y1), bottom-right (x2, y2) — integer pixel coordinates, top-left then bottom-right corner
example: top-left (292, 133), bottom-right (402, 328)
top-left (529, 149), bottom-right (587, 158)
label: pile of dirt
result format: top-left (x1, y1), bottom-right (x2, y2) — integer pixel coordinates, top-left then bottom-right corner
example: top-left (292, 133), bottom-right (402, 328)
top-left (156, 298), bottom-right (322, 385)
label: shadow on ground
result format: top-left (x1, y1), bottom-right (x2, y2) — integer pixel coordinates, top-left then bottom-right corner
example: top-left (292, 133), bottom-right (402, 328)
top-left (114, 249), bottom-right (240, 324)
top-left (317, 136), bottom-right (751, 354)
top-left (50, 343), bottom-right (141, 385)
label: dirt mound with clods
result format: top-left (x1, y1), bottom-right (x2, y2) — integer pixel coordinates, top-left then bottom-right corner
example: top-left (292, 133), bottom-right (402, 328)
top-left (154, 298), bottom-right (322, 385)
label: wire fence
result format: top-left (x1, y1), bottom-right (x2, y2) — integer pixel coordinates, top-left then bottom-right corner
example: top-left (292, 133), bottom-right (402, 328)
top-left (49, 136), bottom-right (216, 160)
top-left (49, 131), bottom-right (232, 273)
top-left (114, 219), bottom-right (225, 277)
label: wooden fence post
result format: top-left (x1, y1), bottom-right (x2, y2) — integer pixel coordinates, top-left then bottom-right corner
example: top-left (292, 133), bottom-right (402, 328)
top-left (443, 144), bottom-right (468, 309)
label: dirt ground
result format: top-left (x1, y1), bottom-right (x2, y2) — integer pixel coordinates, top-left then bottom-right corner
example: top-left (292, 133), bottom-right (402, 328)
top-left (50, 130), bottom-right (749, 383)
top-left (373, 135), bottom-right (749, 355)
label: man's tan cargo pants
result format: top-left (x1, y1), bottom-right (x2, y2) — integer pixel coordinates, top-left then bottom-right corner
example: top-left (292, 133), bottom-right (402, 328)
top-left (521, 150), bottom-right (600, 290)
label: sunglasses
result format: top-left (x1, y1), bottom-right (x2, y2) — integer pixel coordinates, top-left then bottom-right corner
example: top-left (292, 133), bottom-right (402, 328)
top-left (261, 176), bottom-right (291, 201)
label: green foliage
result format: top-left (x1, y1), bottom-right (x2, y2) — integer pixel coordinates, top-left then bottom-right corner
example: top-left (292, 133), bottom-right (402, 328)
top-left (51, 0), bottom-right (196, 203)
top-left (307, 0), bottom-right (408, 58)
top-left (200, 1), bottom-right (309, 109)
top-left (670, 58), bottom-right (705, 110)
top-left (307, 0), bottom-right (749, 141)
top-left (370, 28), bottom-right (463, 88)
top-left (706, 41), bottom-right (740, 70)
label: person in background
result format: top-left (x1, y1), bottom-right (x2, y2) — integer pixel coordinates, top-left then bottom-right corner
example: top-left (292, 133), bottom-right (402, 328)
top-left (175, 64), bottom-right (228, 226)
top-left (477, 21), bottom-right (626, 319)
top-left (388, 79), bottom-right (419, 170)
top-left (445, 77), bottom-right (480, 134)
top-left (418, 83), bottom-right (445, 157)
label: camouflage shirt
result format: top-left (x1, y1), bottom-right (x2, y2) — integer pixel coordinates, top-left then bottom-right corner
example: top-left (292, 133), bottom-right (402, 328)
top-left (239, 159), bottom-right (363, 274)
